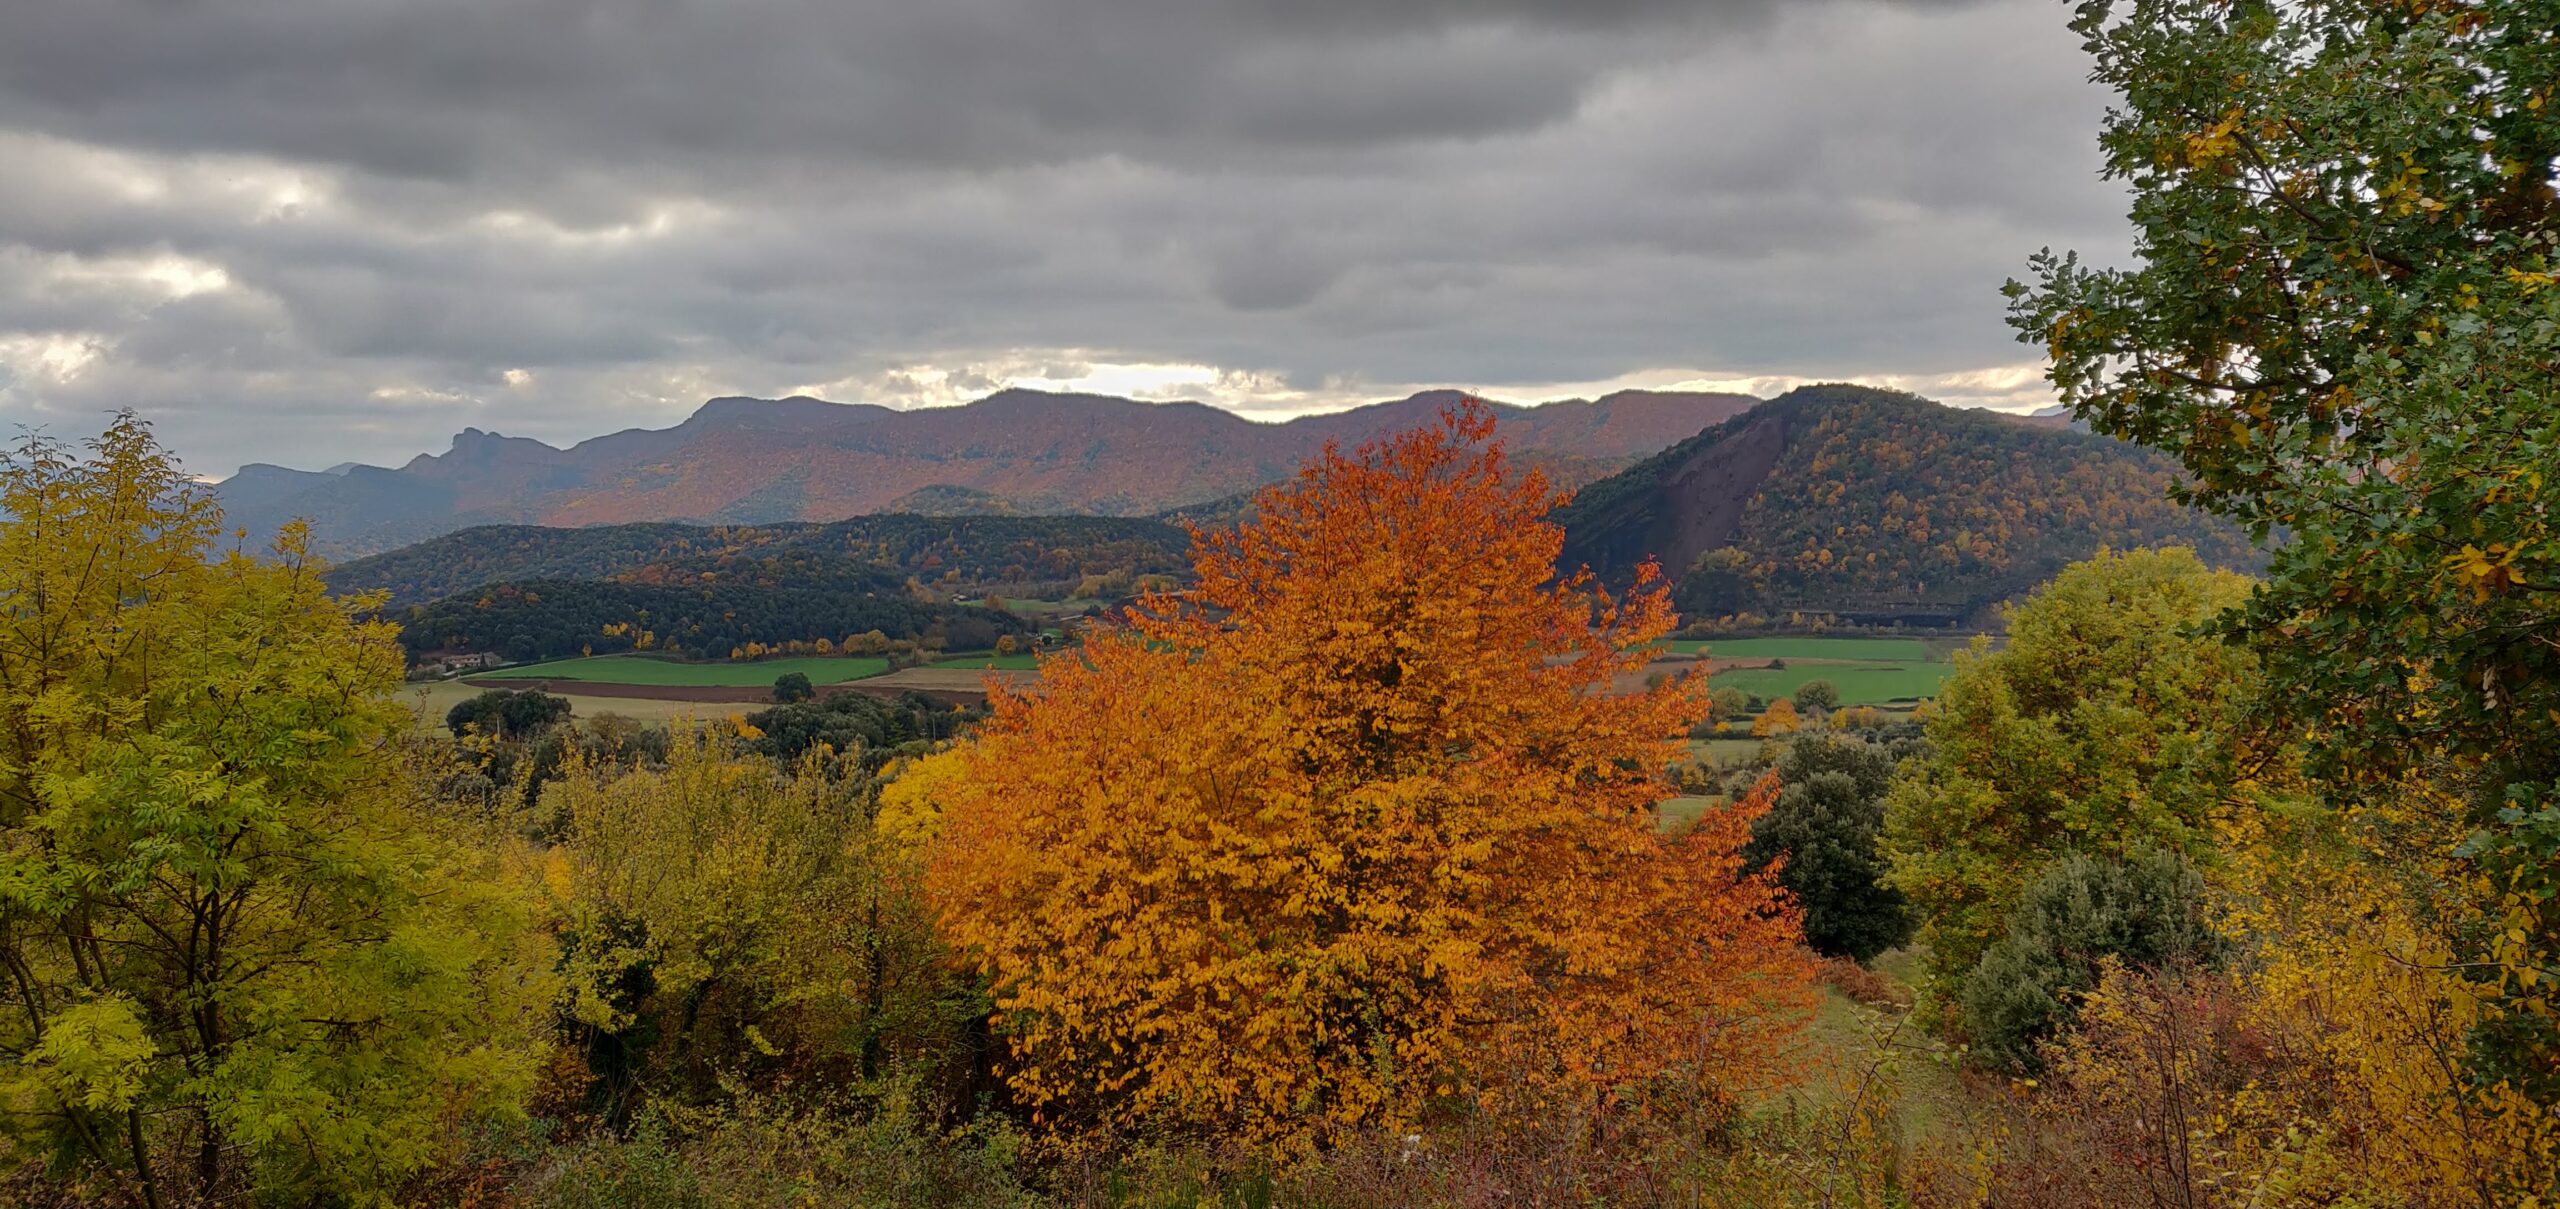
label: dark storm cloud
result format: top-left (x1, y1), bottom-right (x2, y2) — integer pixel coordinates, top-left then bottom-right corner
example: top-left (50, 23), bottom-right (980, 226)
top-left (0, 0), bottom-right (1823, 183)
top-left (0, 0), bottom-right (2117, 473)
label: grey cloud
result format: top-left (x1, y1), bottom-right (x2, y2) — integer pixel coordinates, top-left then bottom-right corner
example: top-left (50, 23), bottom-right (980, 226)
top-left (0, 0), bottom-right (1869, 188)
top-left (0, 0), bottom-right (2112, 475)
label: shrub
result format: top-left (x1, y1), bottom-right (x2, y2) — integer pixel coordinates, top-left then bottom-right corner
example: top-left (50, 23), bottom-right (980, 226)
top-left (518, 1091), bottom-right (1036, 1209)
top-left (771, 671), bottom-right (815, 703)
top-left (1882, 548), bottom-right (2264, 1005)
top-left (1744, 735), bottom-right (1911, 962)
top-left (446, 687), bottom-right (573, 737)
top-left (1959, 848), bottom-right (2218, 1071)
top-left (1813, 956), bottom-right (1910, 1009)
top-left (1792, 679), bottom-right (1840, 713)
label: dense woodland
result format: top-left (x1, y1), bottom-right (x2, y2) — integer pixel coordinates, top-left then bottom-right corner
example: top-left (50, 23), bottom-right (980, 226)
top-left (5, 5), bottom-right (2557, 1206)
top-left (328, 515), bottom-right (1198, 608)
top-left (1557, 385), bottom-right (2260, 623)
top-left (391, 576), bottom-right (1030, 663)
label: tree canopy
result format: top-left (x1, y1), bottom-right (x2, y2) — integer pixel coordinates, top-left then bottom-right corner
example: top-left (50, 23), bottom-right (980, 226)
top-left (0, 418), bottom-right (549, 1207)
top-left (1883, 547), bottom-right (2268, 1003)
top-left (2007, 0), bottom-right (2560, 1090)
top-left (919, 404), bottom-right (1813, 1148)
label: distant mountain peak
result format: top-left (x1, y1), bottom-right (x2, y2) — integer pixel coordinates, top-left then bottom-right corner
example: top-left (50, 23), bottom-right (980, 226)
top-left (213, 386), bottom-right (1762, 556)
top-left (682, 394), bottom-right (879, 429)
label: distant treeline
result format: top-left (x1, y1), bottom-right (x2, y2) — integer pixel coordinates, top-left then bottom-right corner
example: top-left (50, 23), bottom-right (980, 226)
top-left (327, 514), bottom-right (1197, 609)
top-left (393, 578), bottom-right (1031, 663)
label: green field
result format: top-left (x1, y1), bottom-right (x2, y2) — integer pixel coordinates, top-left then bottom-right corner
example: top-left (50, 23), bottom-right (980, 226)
top-left (1656, 795), bottom-right (1721, 833)
top-left (1660, 635), bottom-right (1935, 661)
top-left (474, 654), bottom-right (892, 686)
top-left (1688, 738), bottom-right (1771, 766)
top-left (1708, 661), bottom-right (1953, 705)
top-left (1654, 634), bottom-right (1973, 705)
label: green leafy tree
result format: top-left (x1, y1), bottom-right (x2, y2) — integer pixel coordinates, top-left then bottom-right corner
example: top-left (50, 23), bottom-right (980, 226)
top-left (1744, 735), bottom-right (1912, 962)
top-left (2006, 0), bottom-right (2560, 1086)
top-left (545, 732), bottom-right (972, 1112)
top-left (0, 418), bottom-right (551, 1207)
top-left (1792, 679), bottom-right (1841, 714)
top-left (772, 671), bottom-right (817, 703)
top-left (1959, 848), bottom-right (2219, 1072)
top-left (1882, 548), bottom-right (2266, 1004)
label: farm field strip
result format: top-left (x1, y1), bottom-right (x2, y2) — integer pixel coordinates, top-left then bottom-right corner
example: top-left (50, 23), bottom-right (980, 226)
top-left (1657, 636), bottom-right (1936, 661)
top-left (471, 654), bottom-right (894, 686)
top-left (1705, 662), bottom-right (1952, 705)
top-left (403, 680), bottom-right (727, 729)
top-left (1647, 634), bottom-right (1976, 705)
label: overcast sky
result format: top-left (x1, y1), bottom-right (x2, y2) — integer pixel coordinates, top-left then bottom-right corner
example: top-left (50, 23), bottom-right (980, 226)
top-left (0, 0), bottom-right (2126, 475)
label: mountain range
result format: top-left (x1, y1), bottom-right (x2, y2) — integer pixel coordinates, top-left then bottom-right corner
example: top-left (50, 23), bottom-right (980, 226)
top-left (313, 384), bottom-right (2259, 637)
top-left (223, 387), bottom-right (1758, 556)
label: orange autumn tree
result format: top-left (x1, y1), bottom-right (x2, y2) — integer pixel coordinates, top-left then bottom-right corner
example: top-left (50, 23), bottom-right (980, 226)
top-left (922, 403), bottom-right (1814, 1147)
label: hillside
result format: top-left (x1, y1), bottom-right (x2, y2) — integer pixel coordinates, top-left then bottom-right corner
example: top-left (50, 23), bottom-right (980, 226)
top-left (232, 387), bottom-right (1757, 556)
top-left (327, 514), bottom-right (1194, 609)
top-left (1553, 385), bottom-right (2259, 623)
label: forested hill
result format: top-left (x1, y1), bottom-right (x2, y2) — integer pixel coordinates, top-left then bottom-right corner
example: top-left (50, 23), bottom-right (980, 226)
top-left (1552, 385), bottom-right (2261, 623)
top-left (326, 514), bottom-right (1194, 609)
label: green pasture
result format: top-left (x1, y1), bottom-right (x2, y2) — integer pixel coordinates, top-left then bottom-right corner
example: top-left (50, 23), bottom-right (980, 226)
top-left (1651, 634), bottom-right (1976, 705)
top-left (1659, 635), bottom-right (1935, 661)
top-left (473, 654), bottom-right (892, 686)
top-left (1708, 661), bottom-right (1952, 705)
top-left (1656, 795), bottom-right (1721, 834)
top-left (1687, 738), bottom-right (1772, 766)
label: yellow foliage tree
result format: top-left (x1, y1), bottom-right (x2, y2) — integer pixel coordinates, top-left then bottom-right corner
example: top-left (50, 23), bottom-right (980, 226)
top-left (545, 729), bottom-right (965, 1095)
top-left (923, 404), bottom-right (1814, 1148)
top-left (0, 418), bottom-right (550, 1206)
top-left (2018, 773), bottom-right (2560, 1205)
top-left (1752, 696), bottom-right (1801, 737)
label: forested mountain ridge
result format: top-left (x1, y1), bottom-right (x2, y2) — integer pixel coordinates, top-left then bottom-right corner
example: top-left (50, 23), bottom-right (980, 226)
top-left (327, 514), bottom-right (1194, 609)
top-left (392, 577), bottom-right (1029, 663)
top-left (229, 386), bottom-right (1758, 556)
top-left (1554, 385), bottom-right (2260, 623)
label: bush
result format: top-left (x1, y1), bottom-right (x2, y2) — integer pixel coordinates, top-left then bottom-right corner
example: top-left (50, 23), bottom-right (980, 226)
top-left (518, 1092), bottom-right (1036, 1209)
top-left (772, 671), bottom-right (816, 703)
top-left (1744, 735), bottom-right (1911, 962)
top-left (1792, 679), bottom-right (1840, 713)
top-left (742, 691), bottom-right (983, 767)
top-left (446, 687), bottom-right (572, 738)
top-left (1959, 848), bottom-right (2219, 1071)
